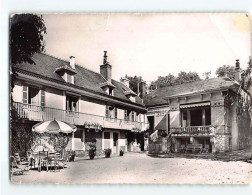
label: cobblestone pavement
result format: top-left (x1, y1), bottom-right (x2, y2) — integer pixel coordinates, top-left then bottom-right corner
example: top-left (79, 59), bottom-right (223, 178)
top-left (11, 152), bottom-right (252, 184)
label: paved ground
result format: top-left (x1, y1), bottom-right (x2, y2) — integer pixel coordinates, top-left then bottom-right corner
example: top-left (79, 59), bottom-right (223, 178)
top-left (11, 152), bottom-right (252, 184)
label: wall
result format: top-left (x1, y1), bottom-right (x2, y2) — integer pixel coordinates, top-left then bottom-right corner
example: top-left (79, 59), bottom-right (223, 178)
top-left (45, 86), bottom-right (65, 109)
top-left (80, 96), bottom-right (105, 116)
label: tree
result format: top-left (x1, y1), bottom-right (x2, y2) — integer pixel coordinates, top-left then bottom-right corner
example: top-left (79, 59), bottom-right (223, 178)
top-left (215, 65), bottom-right (236, 80)
top-left (123, 75), bottom-right (145, 94)
top-left (203, 71), bottom-right (211, 80)
top-left (150, 74), bottom-right (176, 88)
top-left (10, 14), bottom-right (47, 65)
top-left (175, 71), bottom-right (201, 85)
top-left (150, 71), bottom-right (201, 89)
top-left (10, 14), bottom-right (46, 154)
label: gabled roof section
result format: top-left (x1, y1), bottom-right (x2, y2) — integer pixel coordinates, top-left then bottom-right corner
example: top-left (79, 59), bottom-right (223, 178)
top-left (13, 53), bottom-right (145, 107)
top-left (55, 65), bottom-right (77, 75)
top-left (100, 81), bottom-right (116, 89)
top-left (143, 77), bottom-right (241, 107)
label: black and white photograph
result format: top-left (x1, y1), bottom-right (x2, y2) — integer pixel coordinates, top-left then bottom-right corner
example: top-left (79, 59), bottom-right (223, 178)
top-left (9, 13), bottom-right (252, 184)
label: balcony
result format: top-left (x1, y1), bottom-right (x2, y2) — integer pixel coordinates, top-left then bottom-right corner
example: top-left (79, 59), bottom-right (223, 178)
top-left (12, 102), bottom-right (149, 131)
top-left (170, 126), bottom-right (215, 136)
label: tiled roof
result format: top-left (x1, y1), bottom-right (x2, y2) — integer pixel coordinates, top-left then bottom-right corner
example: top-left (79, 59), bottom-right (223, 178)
top-left (13, 53), bottom-right (145, 107)
top-left (143, 77), bottom-right (241, 107)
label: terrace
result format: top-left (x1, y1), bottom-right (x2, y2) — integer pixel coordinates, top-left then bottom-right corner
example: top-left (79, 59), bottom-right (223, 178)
top-left (12, 102), bottom-right (149, 131)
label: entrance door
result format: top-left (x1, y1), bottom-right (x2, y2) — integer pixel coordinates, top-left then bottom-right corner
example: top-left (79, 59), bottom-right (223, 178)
top-left (113, 132), bottom-right (118, 154)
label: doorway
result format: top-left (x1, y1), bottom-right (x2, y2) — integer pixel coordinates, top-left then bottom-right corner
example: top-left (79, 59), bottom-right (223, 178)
top-left (113, 132), bottom-right (118, 154)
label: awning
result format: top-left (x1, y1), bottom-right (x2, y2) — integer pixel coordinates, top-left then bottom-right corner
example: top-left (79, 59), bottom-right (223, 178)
top-left (180, 102), bottom-right (210, 109)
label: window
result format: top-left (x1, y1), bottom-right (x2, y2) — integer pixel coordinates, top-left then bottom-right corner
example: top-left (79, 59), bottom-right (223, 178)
top-left (23, 85), bottom-right (45, 107)
top-left (131, 111), bottom-right (135, 121)
top-left (124, 110), bottom-right (131, 121)
top-left (66, 73), bottom-right (74, 84)
top-left (106, 106), bottom-right (117, 119)
top-left (66, 95), bottom-right (79, 114)
top-left (109, 88), bottom-right (113, 96)
top-left (180, 107), bottom-right (211, 127)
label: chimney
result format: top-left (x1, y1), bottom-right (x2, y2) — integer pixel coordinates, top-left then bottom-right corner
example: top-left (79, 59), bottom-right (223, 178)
top-left (120, 77), bottom-right (130, 88)
top-left (235, 59), bottom-right (241, 82)
top-left (100, 51), bottom-right (112, 83)
top-left (140, 81), bottom-right (146, 98)
top-left (70, 56), bottom-right (75, 69)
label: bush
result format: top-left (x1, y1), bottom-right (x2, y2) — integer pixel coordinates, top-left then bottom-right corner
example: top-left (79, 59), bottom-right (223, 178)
top-left (119, 150), bottom-right (124, 156)
top-left (104, 148), bottom-right (111, 158)
top-left (88, 143), bottom-right (96, 160)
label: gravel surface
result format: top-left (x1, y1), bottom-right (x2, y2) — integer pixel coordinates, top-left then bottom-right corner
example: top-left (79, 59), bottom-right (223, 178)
top-left (11, 152), bottom-right (252, 184)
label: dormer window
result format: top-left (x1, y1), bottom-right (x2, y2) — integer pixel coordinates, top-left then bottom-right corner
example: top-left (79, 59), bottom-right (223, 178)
top-left (66, 73), bottom-right (74, 84)
top-left (55, 56), bottom-right (77, 84)
top-left (109, 88), bottom-right (113, 96)
top-left (100, 82), bottom-right (115, 96)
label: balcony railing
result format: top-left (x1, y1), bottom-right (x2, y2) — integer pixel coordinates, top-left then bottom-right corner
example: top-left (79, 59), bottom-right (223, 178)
top-left (12, 102), bottom-right (149, 131)
top-left (170, 125), bottom-right (215, 135)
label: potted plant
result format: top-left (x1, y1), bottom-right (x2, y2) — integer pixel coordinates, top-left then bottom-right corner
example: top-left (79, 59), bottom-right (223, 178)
top-left (119, 149), bottom-right (124, 156)
top-left (69, 150), bottom-right (76, 161)
top-left (104, 148), bottom-right (111, 158)
top-left (88, 143), bottom-right (96, 160)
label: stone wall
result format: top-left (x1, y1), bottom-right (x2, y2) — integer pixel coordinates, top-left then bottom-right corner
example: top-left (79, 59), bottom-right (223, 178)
top-left (214, 135), bottom-right (230, 152)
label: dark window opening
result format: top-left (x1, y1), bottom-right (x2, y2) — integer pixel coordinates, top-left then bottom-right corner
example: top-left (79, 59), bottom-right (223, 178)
top-left (147, 116), bottom-right (154, 130)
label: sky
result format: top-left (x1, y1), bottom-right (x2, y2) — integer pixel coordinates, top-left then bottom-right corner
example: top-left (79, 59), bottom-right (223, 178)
top-left (43, 13), bottom-right (251, 84)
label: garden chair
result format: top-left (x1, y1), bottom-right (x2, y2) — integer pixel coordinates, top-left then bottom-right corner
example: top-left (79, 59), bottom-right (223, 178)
top-left (38, 151), bottom-right (49, 172)
top-left (56, 152), bottom-right (70, 169)
top-left (10, 156), bottom-right (30, 176)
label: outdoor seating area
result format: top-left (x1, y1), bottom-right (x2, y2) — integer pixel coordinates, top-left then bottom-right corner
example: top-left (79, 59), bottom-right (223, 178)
top-left (10, 150), bottom-right (72, 175)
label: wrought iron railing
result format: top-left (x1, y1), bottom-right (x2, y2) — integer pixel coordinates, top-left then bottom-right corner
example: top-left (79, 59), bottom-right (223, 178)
top-left (12, 102), bottom-right (149, 131)
top-left (170, 125), bottom-right (215, 135)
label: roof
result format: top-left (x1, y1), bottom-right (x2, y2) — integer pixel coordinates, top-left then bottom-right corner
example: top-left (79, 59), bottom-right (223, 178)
top-left (13, 53), bottom-right (145, 107)
top-left (143, 77), bottom-right (241, 107)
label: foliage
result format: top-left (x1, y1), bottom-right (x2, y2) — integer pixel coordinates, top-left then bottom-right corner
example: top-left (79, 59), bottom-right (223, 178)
top-left (88, 143), bottom-right (96, 159)
top-left (119, 150), bottom-right (124, 156)
top-left (150, 71), bottom-right (201, 89)
top-left (203, 71), bottom-right (211, 79)
top-left (215, 65), bottom-right (236, 80)
top-left (31, 132), bottom-right (69, 152)
top-left (122, 75), bottom-right (146, 94)
top-left (175, 71), bottom-right (201, 85)
top-left (10, 14), bottom-right (47, 65)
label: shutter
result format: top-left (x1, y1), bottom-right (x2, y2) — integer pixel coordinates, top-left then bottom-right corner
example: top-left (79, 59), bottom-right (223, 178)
top-left (23, 85), bottom-right (28, 104)
top-left (124, 110), bottom-right (127, 120)
top-left (105, 106), bottom-right (109, 118)
top-left (114, 108), bottom-right (117, 119)
top-left (41, 88), bottom-right (45, 107)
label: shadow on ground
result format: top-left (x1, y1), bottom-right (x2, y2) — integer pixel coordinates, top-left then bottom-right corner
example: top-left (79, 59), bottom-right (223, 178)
top-left (148, 146), bottom-right (252, 162)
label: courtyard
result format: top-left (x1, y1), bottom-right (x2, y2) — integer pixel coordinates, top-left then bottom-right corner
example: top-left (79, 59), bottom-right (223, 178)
top-left (11, 152), bottom-right (252, 184)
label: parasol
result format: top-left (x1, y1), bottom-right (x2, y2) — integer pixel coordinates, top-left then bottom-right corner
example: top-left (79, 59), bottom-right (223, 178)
top-left (32, 120), bottom-right (77, 134)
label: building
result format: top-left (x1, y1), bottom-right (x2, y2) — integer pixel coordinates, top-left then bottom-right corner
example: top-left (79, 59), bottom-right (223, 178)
top-left (144, 60), bottom-right (252, 153)
top-left (11, 51), bottom-right (148, 156)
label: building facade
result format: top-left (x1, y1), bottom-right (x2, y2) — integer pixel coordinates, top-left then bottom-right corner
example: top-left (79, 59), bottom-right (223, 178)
top-left (144, 61), bottom-right (252, 153)
top-left (11, 52), bottom-right (148, 156)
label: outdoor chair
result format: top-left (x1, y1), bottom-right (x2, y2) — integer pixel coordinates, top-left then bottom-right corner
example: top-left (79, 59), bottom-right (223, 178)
top-left (48, 152), bottom-right (60, 172)
top-left (10, 156), bottom-right (30, 176)
top-left (38, 151), bottom-right (49, 172)
top-left (56, 152), bottom-right (70, 169)
top-left (13, 153), bottom-right (28, 165)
